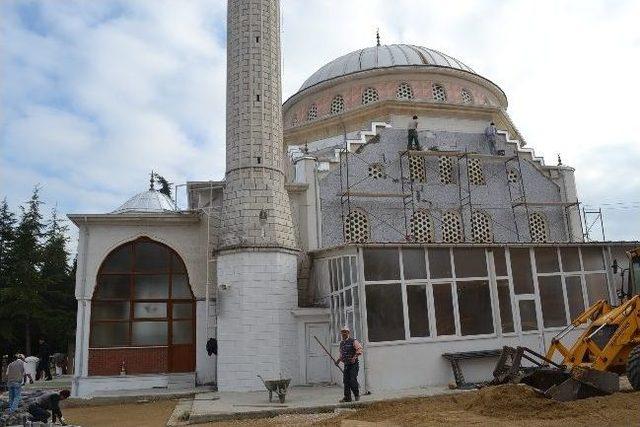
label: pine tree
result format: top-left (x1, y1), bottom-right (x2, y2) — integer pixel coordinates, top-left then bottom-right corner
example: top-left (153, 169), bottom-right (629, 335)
top-left (0, 187), bottom-right (47, 355)
top-left (0, 198), bottom-right (17, 289)
top-left (40, 208), bottom-right (76, 353)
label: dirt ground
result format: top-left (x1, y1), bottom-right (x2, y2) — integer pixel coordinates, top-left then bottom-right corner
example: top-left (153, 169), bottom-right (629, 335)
top-left (62, 385), bottom-right (640, 427)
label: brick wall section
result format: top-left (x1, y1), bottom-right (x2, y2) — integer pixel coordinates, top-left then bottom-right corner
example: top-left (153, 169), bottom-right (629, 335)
top-left (88, 347), bottom-right (168, 376)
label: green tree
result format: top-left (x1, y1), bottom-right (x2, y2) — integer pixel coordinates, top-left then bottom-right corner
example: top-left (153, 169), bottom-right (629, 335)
top-left (0, 198), bottom-right (17, 289)
top-left (0, 187), bottom-right (47, 355)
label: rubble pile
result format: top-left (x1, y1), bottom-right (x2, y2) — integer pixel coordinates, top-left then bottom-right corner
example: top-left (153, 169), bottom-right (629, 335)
top-left (0, 389), bottom-right (45, 427)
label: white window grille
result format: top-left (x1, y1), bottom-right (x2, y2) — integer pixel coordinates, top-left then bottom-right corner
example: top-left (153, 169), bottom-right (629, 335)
top-left (529, 212), bottom-right (549, 243)
top-left (461, 89), bottom-right (473, 104)
top-left (345, 210), bottom-right (370, 243)
top-left (410, 210), bottom-right (434, 243)
top-left (307, 104), bottom-right (318, 121)
top-left (409, 155), bottom-right (426, 182)
top-left (362, 87), bottom-right (379, 105)
top-left (368, 163), bottom-right (384, 179)
top-left (396, 82), bottom-right (414, 100)
top-left (471, 211), bottom-right (493, 243)
top-left (432, 83), bottom-right (447, 102)
top-left (438, 156), bottom-right (453, 184)
top-left (507, 168), bottom-right (519, 184)
top-left (330, 95), bottom-right (344, 115)
top-left (468, 158), bottom-right (485, 185)
top-left (442, 211), bottom-right (463, 243)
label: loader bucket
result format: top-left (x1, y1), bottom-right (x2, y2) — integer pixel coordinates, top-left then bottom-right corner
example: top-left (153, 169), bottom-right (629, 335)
top-left (491, 346), bottom-right (619, 401)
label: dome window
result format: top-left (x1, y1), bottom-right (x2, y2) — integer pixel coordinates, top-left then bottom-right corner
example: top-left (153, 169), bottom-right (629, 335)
top-left (438, 156), bottom-right (454, 184)
top-left (307, 104), bottom-right (318, 121)
top-left (468, 158), bottom-right (485, 185)
top-left (409, 155), bottom-right (426, 183)
top-left (507, 168), bottom-right (519, 184)
top-left (529, 213), bottom-right (549, 243)
top-left (461, 89), bottom-right (474, 104)
top-left (410, 210), bottom-right (434, 243)
top-left (472, 211), bottom-right (493, 243)
top-left (361, 87), bottom-right (379, 105)
top-left (396, 82), bottom-right (414, 100)
top-left (330, 95), bottom-right (345, 115)
top-left (344, 210), bottom-right (370, 243)
top-left (442, 211), bottom-right (463, 243)
top-left (368, 163), bottom-right (384, 179)
top-left (432, 83), bottom-right (447, 102)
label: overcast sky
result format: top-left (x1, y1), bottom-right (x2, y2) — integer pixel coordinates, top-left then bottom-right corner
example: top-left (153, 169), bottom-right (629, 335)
top-left (1, 0), bottom-right (639, 244)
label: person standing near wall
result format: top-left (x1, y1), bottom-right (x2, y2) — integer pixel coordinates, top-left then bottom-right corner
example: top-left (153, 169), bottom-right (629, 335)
top-left (36, 337), bottom-right (52, 381)
top-left (407, 115), bottom-right (422, 151)
top-left (335, 326), bottom-right (363, 402)
top-left (484, 122), bottom-right (497, 155)
top-left (5, 353), bottom-right (25, 414)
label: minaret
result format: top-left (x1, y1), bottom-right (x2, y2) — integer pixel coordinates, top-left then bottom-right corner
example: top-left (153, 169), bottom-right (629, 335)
top-left (216, 0), bottom-right (299, 391)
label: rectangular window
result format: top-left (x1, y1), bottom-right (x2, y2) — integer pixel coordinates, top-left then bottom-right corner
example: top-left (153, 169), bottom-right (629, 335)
top-left (428, 249), bottom-right (452, 279)
top-left (365, 283), bottom-right (405, 342)
top-left (172, 320), bottom-right (193, 345)
top-left (586, 273), bottom-right (609, 305)
top-left (132, 321), bottom-right (168, 346)
top-left (345, 287), bottom-right (353, 306)
top-left (538, 276), bottom-right (567, 328)
top-left (457, 280), bottom-right (494, 335)
top-left (454, 248), bottom-right (487, 278)
top-left (95, 275), bottom-right (130, 299)
top-left (403, 248), bottom-right (427, 280)
top-left (329, 259), bottom-right (336, 292)
top-left (433, 282), bottom-right (456, 335)
top-left (497, 279), bottom-right (514, 333)
top-left (493, 248), bottom-right (508, 277)
top-left (560, 247), bottom-right (581, 272)
top-left (91, 322), bottom-right (129, 347)
top-left (535, 248), bottom-right (559, 273)
top-left (172, 303), bottom-right (193, 319)
top-left (134, 302), bottom-right (167, 319)
top-left (135, 275), bottom-right (169, 299)
top-left (407, 285), bottom-right (429, 337)
top-left (92, 302), bottom-right (130, 320)
top-left (364, 249), bottom-right (400, 281)
top-left (565, 276), bottom-right (585, 319)
top-left (350, 256), bottom-right (358, 284)
top-left (171, 275), bottom-right (191, 299)
top-left (343, 257), bottom-right (352, 287)
top-left (519, 300), bottom-right (538, 331)
top-left (510, 248), bottom-right (534, 294)
top-left (336, 260), bottom-right (344, 290)
top-left (582, 247), bottom-right (605, 271)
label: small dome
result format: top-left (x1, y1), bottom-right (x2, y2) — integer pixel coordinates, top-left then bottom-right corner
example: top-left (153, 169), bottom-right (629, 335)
top-left (299, 44), bottom-right (475, 92)
top-left (112, 190), bottom-right (178, 214)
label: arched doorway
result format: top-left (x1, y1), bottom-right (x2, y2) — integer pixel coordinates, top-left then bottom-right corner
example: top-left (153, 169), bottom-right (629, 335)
top-left (89, 238), bottom-right (195, 375)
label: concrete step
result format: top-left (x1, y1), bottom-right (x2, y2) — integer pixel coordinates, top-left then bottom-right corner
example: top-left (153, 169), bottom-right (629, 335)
top-left (168, 373), bottom-right (196, 390)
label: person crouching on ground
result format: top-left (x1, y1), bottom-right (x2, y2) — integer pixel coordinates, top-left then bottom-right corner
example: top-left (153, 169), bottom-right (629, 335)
top-left (5, 353), bottom-right (25, 414)
top-left (28, 389), bottom-right (70, 425)
top-left (335, 326), bottom-right (363, 403)
top-left (407, 115), bottom-right (422, 151)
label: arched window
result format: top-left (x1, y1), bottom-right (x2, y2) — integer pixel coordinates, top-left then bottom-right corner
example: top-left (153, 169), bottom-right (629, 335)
top-left (90, 238), bottom-right (195, 373)
top-left (396, 82), bottom-right (414, 100)
top-left (409, 155), bottom-right (426, 182)
top-left (529, 213), bottom-right (549, 243)
top-left (344, 210), bottom-right (369, 243)
top-left (461, 89), bottom-right (474, 104)
top-left (432, 83), bottom-right (447, 102)
top-left (411, 210), bottom-right (434, 243)
top-left (361, 87), bottom-right (379, 105)
top-left (442, 211), bottom-right (463, 243)
top-left (438, 156), bottom-right (454, 184)
top-left (330, 95), bottom-right (345, 115)
top-left (472, 211), bottom-right (493, 243)
top-left (468, 158), bottom-right (486, 185)
top-left (307, 104), bottom-right (318, 121)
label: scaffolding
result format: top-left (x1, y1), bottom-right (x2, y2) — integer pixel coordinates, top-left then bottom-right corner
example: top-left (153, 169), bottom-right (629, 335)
top-left (339, 135), bottom-right (580, 243)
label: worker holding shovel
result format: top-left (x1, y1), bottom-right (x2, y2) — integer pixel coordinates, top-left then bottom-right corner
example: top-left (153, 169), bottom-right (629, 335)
top-left (336, 326), bottom-right (363, 403)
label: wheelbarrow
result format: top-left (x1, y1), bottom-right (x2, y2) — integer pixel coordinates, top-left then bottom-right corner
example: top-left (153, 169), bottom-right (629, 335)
top-left (257, 375), bottom-right (291, 403)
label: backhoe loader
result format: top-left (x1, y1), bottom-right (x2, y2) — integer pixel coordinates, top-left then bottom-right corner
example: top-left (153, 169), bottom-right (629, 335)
top-left (493, 247), bottom-right (640, 401)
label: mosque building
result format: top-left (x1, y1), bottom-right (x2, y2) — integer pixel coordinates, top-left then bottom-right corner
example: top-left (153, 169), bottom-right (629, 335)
top-left (68, 0), bottom-right (638, 397)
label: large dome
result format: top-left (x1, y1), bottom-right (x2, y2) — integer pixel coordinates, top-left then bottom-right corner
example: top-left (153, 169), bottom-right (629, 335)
top-left (299, 44), bottom-right (475, 92)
